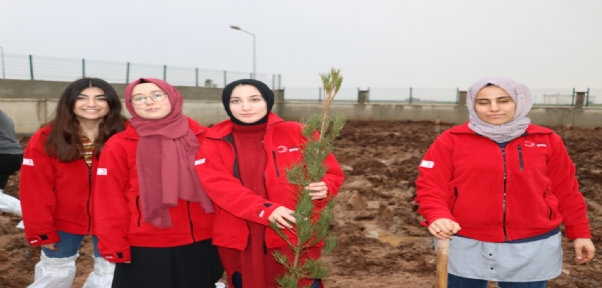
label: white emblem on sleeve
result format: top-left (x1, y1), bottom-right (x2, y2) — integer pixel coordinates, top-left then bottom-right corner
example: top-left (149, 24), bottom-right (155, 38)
top-left (195, 158), bottom-right (206, 165)
top-left (419, 160), bottom-right (435, 168)
top-left (23, 158), bottom-right (34, 166)
top-left (97, 168), bottom-right (108, 175)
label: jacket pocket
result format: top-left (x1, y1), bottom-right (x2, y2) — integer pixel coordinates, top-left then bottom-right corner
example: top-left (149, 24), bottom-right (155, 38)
top-left (543, 190), bottom-right (552, 220)
top-left (271, 151), bottom-right (280, 177)
top-left (518, 145), bottom-right (524, 171)
top-left (136, 196), bottom-right (141, 227)
top-left (450, 187), bottom-right (459, 214)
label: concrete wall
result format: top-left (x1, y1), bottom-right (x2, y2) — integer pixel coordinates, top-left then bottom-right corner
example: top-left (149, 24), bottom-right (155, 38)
top-left (1, 79), bottom-right (601, 134)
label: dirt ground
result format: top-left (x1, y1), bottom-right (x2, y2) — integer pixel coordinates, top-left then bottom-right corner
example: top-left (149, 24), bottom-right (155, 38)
top-left (1, 120), bottom-right (600, 288)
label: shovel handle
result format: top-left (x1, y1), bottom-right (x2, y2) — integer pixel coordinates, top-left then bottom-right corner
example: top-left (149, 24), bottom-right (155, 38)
top-left (436, 238), bottom-right (450, 288)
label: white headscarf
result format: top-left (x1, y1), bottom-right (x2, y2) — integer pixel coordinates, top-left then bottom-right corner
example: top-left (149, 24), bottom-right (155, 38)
top-left (466, 76), bottom-right (534, 143)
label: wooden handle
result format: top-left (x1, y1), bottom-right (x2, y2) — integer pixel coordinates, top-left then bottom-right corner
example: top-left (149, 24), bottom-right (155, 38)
top-left (436, 238), bottom-right (450, 288)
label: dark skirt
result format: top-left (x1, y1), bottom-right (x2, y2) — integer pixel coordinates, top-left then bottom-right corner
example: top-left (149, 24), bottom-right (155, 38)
top-left (112, 239), bottom-right (223, 288)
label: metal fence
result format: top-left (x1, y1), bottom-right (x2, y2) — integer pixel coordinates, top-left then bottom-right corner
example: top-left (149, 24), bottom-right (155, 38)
top-left (0, 53), bottom-right (280, 88)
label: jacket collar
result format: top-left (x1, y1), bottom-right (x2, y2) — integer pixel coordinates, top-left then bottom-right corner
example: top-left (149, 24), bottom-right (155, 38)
top-left (124, 117), bottom-right (205, 140)
top-left (451, 122), bottom-right (553, 136)
top-left (206, 112), bottom-right (284, 139)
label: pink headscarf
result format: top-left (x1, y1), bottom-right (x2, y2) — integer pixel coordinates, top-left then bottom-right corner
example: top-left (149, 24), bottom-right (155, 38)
top-left (125, 78), bottom-right (214, 229)
top-left (466, 76), bottom-right (534, 143)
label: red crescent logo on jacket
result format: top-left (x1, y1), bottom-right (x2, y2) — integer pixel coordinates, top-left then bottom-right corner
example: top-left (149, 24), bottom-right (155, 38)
top-left (277, 146), bottom-right (287, 153)
top-left (22, 158), bottom-right (34, 166)
top-left (419, 160), bottom-right (435, 169)
top-left (524, 141), bottom-right (535, 147)
top-left (97, 168), bottom-right (108, 175)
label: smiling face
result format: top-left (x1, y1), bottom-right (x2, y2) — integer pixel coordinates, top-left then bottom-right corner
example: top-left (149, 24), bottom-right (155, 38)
top-left (72, 87), bottom-right (110, 123)
top-left (130, 83), bottom-right (172, 120)
top-left (474, 86), bottom-right (517, 125)
top-left (229, 84), bottom-right (268, 124)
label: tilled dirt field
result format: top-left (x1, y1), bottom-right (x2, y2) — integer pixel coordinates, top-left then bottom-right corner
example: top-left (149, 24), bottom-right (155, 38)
top-left (1, 120), bottom-right (601, 287)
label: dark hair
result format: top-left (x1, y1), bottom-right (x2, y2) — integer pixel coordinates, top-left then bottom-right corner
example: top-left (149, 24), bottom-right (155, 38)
top-left (45, 78), bottom-right (126, 161)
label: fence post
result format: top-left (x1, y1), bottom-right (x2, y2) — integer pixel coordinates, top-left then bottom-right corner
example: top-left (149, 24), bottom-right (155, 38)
top-left (223, 71), bottom-right (227, 87)
top-left (278, 74), bottom-right (281, 89)
top-left (195, 68), bottom-right (199, 87)
top-left (456, 87), bottom-right (459, 104)
top-left (409, 87), bottom-right (413, 104)
top-left (82, 59), bottom-right (86, 78)
top-left (29, 55), bottom-right (34, 80)
top-left (126, 62), bottom-right (130, 83)
top-left (367, 87), bottom-right (370, 103)
top-left (585, 88), bottom-right (590, 107)
top-left (571, 88), bottom-right (575, 106)
top-left (272, 74), bottom-right (275, 89)
top-left (163, 65), bottom-right (167, 81)
top-left (319, 87), bottom-right (322, 102)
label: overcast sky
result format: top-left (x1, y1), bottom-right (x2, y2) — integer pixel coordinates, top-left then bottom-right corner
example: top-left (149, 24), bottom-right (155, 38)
top-left (1, 0), bottom-right (601, 90)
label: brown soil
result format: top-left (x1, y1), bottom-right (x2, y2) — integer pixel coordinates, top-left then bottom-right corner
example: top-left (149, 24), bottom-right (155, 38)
top-left (1, 121), bottom-right (601, 287)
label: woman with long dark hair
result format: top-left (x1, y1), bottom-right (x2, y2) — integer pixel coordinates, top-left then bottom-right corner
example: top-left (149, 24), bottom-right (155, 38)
top-left (20, 78), bottom-right (126, 287)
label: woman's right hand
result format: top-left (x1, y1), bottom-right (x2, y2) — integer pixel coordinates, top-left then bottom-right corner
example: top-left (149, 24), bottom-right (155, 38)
top-left (428, 218), bottom-right (461, 240)
top-left (268, 206), bottom-right (296, 229)
top-left (41, 243), bottom-right (58, 250)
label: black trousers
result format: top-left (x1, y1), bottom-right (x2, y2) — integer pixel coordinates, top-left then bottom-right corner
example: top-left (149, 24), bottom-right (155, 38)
top-left (0, 153), bottom-right (23, 189)
top-left (112, 239), bottom-right (224, 288)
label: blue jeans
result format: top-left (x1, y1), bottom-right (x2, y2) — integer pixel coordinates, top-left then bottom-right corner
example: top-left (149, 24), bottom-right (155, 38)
top-left (41, 230), bottom-right (100, 258)
top-left (449, 273), bottom-right (547, 288)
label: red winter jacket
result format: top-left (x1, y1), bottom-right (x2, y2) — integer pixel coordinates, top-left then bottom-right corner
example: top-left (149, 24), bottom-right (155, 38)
top-left (196, 113), bottom-right (345, 251)
top-left (415, 123), bottom-right (591, 242)
top-left (20, 126), bottom-right (98, 246)
top-left (94, 118), bottom-right (213, 263)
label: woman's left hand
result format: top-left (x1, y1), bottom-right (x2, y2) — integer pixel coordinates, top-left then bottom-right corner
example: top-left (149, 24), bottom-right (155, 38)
top-left (307, 182), bottom-right (328, 200)
top-left (574, 238), bottom-right (595, 264)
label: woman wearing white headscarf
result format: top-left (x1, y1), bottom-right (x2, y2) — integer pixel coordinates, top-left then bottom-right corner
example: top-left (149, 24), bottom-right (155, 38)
top-left (415, 76), bottom-right (595, 287)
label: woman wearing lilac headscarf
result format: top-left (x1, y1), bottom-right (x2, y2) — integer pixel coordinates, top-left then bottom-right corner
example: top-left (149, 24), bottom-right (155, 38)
top-left (415, 76), bottom-right (595, 287)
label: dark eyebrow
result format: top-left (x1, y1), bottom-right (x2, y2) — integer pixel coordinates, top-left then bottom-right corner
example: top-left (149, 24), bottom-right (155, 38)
top-left (131, 90), bottom-right (164, 96)
top-left (79, 93), bottom-right (106, 97)
top-left (476, 95), bottom-right (511, 100)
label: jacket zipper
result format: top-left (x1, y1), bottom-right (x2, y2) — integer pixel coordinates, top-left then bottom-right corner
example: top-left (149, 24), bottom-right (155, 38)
top-left (543, 190), bottom-right (552, 220)
top-left (136, 196), bottom-right (141, 227)
top-left (86, 162), bottom-right (92, 234)
top-left (518, 145), bottom-right (524, 171)
top-left (501, 147), bottom-right (508, 241)
top-left (450, 187), bottom-right (459, 213)
top-left (272, 151), bottom-right (280, 177)
top-left (187, 201), bottom-right (196, 242)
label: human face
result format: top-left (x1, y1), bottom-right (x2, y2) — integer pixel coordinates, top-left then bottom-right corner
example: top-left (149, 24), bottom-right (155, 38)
top-left (229, 85), bottom-right (267, 124)
top-left (73, 87), bottom-right (110, 123)
top-left (131, 83), bottom-right (172, 120)
top-left (474, 86), bottom-right (516, 125)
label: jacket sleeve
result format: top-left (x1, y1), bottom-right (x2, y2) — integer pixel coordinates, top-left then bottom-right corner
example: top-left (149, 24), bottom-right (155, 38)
top-left (19, 131), bottom-right (60, 246)
top-left (414, 133), bottom-right (456, 226)
top-left (196, 140), bottom-right (280, 226)
top-left (547, 133), bottom-right (591, 239)
top-left (94, 138), bottom-right (132, 263)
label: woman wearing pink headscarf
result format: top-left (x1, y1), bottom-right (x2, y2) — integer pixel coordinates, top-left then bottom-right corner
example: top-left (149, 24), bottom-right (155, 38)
top-left (94, 78), bottom-right (223, 287)
top-left (415, 76), bottom-right (595, 287)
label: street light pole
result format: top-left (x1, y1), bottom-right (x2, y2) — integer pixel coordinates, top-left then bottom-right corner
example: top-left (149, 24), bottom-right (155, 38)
top-left (0, 46), bottom-right (5, 79)
top-left (230, 25), bottom-right (255, 79)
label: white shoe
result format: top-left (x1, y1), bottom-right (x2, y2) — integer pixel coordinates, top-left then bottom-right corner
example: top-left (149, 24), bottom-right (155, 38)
top-left (82, 257), bottom-right (115, 288)
top-left (28, 251), bottom-right (78, 288)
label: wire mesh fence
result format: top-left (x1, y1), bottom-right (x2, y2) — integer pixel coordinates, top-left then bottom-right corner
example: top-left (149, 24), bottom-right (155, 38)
top-left (0, 53), bottom-right (278, 88)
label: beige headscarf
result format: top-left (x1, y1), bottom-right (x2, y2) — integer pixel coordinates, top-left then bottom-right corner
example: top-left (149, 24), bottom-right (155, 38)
top-left (466, 76), bottom-right (534, 143)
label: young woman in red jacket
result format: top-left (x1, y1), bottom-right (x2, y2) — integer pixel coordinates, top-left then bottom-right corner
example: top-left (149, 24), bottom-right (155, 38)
top-left (20, 78), bottom-right (126, 288)
top-left (93, 78), bottom-right (223, 288)
top-left (196, 79), bottom-right (345, 288)
top-left (415, 76), bottom-right (595, 288)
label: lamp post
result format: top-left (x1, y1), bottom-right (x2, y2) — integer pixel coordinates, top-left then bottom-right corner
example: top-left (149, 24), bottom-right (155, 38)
top-left (0, 46), bottom-right (4, 79)
top-left (229, 25), bottom-right (255, 79)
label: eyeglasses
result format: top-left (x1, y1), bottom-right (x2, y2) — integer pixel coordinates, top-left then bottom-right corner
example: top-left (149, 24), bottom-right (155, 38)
top-left (130, 91), bottom-right (167, 106)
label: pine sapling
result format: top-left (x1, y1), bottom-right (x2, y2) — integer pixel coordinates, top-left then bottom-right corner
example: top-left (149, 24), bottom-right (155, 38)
top-left (270, 68), bottom-right (346, 288)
